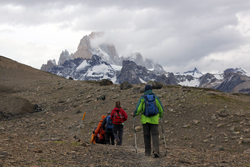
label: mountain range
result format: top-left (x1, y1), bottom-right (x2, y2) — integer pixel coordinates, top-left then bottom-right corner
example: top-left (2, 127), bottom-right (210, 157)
top-left (41, 32), bottom-right (250, 95)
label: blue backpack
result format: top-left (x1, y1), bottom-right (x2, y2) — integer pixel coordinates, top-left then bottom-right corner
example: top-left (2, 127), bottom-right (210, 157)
top-left (106, 116), bottom-right (113, 130)
top-left (143, 94), bottom-right (159, 117)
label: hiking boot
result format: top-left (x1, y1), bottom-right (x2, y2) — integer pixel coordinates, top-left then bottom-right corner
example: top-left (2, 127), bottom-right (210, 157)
top-left (153, 151), bottom-right (159, 158)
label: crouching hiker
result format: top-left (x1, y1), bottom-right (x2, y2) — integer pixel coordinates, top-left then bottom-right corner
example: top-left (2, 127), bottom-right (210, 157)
top-left (102, 112), bottom-right (115, 145)
top-left (111, 100), bottom-right (128, 146)
top-left (132, 85), bottom-right (164, 158)
top-left (95, 115), bottom-right (106, 144)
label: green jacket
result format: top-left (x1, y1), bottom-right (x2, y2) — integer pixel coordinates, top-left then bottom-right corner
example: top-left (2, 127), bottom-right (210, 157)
top-left (133, 90), bottom-right (164, 124)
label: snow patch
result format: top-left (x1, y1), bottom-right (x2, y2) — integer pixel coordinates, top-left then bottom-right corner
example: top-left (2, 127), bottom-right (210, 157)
top-left (214, 74), bottom-right (223, 80)
top-left (76, 60), bottom-right (88, 71)
top-left (139, 78), bottom-right (146, 83)
top-left (110, 64), bottom-right (122, 71)
top-left (179, 78), bottom-right (200, 87)
top-left (148, 68), bottom-right (154, 71)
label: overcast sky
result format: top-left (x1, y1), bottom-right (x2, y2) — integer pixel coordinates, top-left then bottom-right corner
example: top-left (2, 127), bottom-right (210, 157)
top-left (1, 0), bottom-right (250, 74)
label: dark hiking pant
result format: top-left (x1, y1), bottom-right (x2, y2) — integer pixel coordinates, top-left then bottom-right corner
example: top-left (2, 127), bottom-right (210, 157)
top-left (100, 139), bottom-right (105, 144)
top-left (105, 130), bottom-right (115, 145)
top-left (143, 123), bottom-right (159, 154)
top-left (113, 124), bottom-right (123, 145)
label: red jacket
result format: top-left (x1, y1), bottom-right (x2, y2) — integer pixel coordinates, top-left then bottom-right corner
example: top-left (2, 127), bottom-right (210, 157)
top-left (110, 107), bottom-right (128, 125)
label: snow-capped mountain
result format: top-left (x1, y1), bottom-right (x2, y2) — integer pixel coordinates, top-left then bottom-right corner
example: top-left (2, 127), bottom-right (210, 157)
top-left (223, 68), bottom-right (247, 75)
top-left (43, 55), bottom-right (250, 94)
top-left (47, 55), bottom-right (116, 82)
top-left (41, 32), bottom-right (164, 74)
top-left (45, 55), bottom-right (174, 85)
top-left (174, 67), bottom-right (202, 87)
top-left (213, 68), bottom-right (250, 93)
top-left (165, 67), bottom-right (250, 94)
top-left (183, 67), bottom-right (203, 77)
top-left (40, 32), bottom-right (250, 95)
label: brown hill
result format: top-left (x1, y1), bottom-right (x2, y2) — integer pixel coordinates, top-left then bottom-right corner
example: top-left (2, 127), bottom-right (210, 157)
top-left (1, 55), bottom-right (250, 166)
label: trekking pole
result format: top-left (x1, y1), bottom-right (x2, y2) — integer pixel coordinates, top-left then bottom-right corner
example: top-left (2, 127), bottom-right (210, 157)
top-left (160, 118), bottom-right (167, 156)
top-left (133, 117), bottom-right (137, 153)
top-left (76, 112), bottom-right (86, 139)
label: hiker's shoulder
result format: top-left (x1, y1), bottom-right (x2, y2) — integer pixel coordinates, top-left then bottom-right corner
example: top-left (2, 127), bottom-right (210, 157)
top-left (139, 95), bottom-right (146, 100)
top-left (137, 97), bottom-right (145, 105)
top-left (154, 95), bottom-right (162, 102)
top-left (120, 108), bottom-right (126, 112)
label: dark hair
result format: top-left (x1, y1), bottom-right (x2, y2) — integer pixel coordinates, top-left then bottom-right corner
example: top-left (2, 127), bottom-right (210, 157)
top-left (115, 100), bottom-right (121, 108)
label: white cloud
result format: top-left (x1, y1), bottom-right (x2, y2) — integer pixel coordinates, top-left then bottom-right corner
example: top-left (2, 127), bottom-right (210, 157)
top-left (0, 24), bottom-right (90, 68)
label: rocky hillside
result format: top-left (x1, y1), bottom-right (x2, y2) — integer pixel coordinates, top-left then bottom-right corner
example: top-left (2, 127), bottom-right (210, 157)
top-left (1, 55), bottom-right (250, 166)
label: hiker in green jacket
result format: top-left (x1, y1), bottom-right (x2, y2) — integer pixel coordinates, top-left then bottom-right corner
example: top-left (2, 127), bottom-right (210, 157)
top-left (132, 85), bottom-right (164, 158)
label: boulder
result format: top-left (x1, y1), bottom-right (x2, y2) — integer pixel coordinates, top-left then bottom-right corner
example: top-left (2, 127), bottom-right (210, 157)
top-left (213, 145), bottom-right (225, 151)
top-left (97, 95), bottom-right (106, 100)
top-left (99, 79), bottom-right (113, 86)
top-left (191, 120), bottom-right (200, 125)
top-left (243, 138), bottom-right (250, 143)
top-left (0, 94), bottom-right (36, 120)
top-left (120, 81), bottom-right (133, 90)
top-left (217, 108), bottom-right (229, 117)
top-left (243, 149), bottom-right (250, 154)
top-left (146, 81), bottom-right (163, 89)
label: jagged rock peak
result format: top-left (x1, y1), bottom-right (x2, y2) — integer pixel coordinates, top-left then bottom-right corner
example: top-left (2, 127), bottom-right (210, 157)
top-left (40, 59), bottom-right (56, 71)
top-left (145, 58), bottom-right (154, 69)
top-left (58, 50), bottom-right (72, 65)
top-left (116, 60), bottom-right (157, 84)
top-left (224, 68), bottom-right (247, 75)
top-left (72, 32), bottom-right (121, 65)
top-left (121, 52), bottom-right (166, 74)
top-left (89, 54), bottom-right (102, 65)
top-left (122, 52), bottom-right (144, 66)
top-left (199, 73), bottom-right (217, 88)
top-left (89, 32), bottom-right (105, 39)
top-left (183, 67), bottom-right (203, 77)
top-left (72, 34), bottom-right (92, 59)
